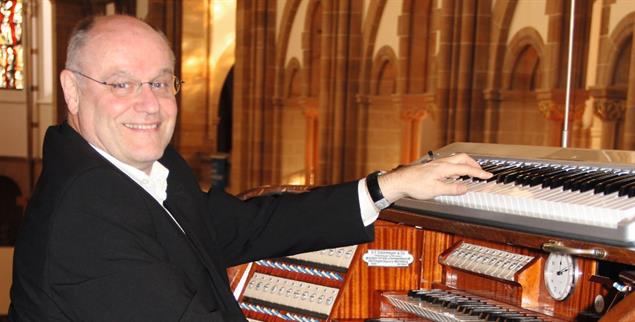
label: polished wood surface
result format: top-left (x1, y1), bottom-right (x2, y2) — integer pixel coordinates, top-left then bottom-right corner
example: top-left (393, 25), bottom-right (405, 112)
top-left (382, 208), bottom-right (635, 266)
top-left (332, 220), bottom-right (423, 319)
top-left (231, 185), bottom-right (634, 321)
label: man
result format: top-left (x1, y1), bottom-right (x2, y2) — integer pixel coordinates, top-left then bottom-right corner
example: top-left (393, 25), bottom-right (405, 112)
top-left (9, 15), bottom-right (491, 321)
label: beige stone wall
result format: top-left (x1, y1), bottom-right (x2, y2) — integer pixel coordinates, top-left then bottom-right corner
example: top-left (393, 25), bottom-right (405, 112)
top-left (221, 0), bottom-right (635, 189)
top-left (3, 0), bottom-right (635, 195)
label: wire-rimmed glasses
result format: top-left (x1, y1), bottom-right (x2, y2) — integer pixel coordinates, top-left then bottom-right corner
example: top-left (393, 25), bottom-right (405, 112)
top-left (68, 69), bottom-right (184, 97)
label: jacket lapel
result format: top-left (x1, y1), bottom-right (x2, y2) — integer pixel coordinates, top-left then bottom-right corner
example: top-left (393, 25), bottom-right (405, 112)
top-left (163, 185), bottom-right (238, 311)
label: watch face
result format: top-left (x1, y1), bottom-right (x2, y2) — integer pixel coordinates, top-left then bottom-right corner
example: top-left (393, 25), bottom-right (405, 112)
top-left (544, 252), bottom-right (576, 301)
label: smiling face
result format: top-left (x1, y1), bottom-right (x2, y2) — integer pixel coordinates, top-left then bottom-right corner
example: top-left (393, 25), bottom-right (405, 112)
top-left (61, 16), bottom-right (177, 174)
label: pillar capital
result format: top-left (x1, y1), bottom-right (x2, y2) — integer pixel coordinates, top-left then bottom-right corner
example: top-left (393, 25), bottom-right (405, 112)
top-left (400, 106), bottom-right (429, 121)
top-left (536, 89), bottom-right (586, 121)
top-left (593, 99), bottom-right (625, 121)
top-left (398, 94), bottom-right (434, 121)
top-left (588, 86), bottom-right (627, 121)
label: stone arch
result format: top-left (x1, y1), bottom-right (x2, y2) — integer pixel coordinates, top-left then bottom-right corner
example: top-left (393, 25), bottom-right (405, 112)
top-left (303, 0), bottom-right (323, 97)
top-left (495, 28), bottom-right (548, 146)
top-left (358, 0), bottom-right (387, 95)
top-left (278, 58), bottom-right (307, 184)
top-left (365, 46), bottom-right (400, 172)
top-left (274, 0), bottom-right (303, 99)
top-left (601, 12), bottom-right (635, 87)
top-left (510, 45), bottom-right (541, 91)
top-left (356, 0), bottom-right (388, 173)
top-left (208, 45), bottom-right (235, 142)
top-left (399, 0), bottom-right (433, 94)
top-left (502, 27), bottom-right (546, 90)
top-left (370, 46), bottom-right (399, 95)
top-left (284, 57), bottom-right (302, 98)
top-left (594, 12), bottom-right (635, 150)
top-left (486, 0), bottom-right (519, 90)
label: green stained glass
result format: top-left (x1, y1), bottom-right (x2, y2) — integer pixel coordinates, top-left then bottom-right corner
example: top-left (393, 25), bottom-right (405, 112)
top-left (0, 0), bottom-right (24, 89)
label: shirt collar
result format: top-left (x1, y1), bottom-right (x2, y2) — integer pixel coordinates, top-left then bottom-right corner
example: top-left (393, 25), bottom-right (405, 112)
top-left (89, 144), bottom-right (169, 204)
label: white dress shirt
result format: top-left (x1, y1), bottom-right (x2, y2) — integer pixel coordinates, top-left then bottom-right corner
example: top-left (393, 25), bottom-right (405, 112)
top-left (91, 145), bottom-right (185, 233)
top-left (91, 145), bottom-right (379, 231)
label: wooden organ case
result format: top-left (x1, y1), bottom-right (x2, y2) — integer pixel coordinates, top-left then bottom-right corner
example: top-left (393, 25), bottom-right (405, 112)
top-left (232, 143), bottom-right (635, 321)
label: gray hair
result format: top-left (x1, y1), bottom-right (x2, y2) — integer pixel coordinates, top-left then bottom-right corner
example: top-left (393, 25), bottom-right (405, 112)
top-left (65, 16), bottom-right (97, 71)
top-left (65, 15), bottom-right (175, 71)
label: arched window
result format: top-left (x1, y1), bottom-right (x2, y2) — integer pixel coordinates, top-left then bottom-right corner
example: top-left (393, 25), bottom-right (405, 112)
top-left (612, 36), bottom-right (632, 86)
top-left (0, 0), bottom-right (24, 89)
top-left (510, 45), bottom-right (540, 91)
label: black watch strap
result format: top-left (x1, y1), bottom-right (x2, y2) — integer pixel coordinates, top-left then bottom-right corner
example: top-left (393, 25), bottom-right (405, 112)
top-left (366, 171), bottom-right (391, 210)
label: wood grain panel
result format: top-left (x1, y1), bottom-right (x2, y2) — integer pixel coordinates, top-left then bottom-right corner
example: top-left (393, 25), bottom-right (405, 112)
top-left (381, 208), bottom-right (635, 266)
top-left (420, 229), bottom-right (453, 288)
top-left (331, 220), bottom-right (423, 319)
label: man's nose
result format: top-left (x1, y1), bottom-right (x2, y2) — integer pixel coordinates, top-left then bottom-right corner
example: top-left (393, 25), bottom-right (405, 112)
top-left (134, 84), bottom-right (161, 113)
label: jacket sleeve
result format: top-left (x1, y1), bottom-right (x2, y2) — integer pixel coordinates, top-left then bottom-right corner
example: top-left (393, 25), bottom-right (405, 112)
top-left (46, 169), bottom-right (237, 322)
top-left (206, 181), bottom-right (375, 267)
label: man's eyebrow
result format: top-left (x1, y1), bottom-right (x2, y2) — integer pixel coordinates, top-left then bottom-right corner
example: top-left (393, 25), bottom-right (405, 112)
top-left (105, 69), bottom-right (174, 79)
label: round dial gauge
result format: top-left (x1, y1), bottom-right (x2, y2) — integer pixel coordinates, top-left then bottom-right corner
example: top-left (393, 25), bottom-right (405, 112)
top-left (544, 252), bottom-right (576, 301)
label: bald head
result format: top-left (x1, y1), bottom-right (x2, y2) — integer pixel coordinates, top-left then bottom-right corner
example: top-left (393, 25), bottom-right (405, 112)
top-left (60, 14), bottom-right (179, 174)
top-left (65, 15), bottom-right (175, 72)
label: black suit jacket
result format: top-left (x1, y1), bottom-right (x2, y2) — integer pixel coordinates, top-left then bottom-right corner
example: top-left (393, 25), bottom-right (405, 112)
top-left (9, 123), bottom-right (373, 321)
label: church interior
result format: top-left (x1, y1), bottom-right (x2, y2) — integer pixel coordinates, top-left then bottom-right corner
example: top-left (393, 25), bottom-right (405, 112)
top-left (2, 0), bottom-right (635, 320)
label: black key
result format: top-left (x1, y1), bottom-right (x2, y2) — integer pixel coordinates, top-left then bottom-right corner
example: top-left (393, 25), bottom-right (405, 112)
top-left (466, 163), bottom-right (500, 182)
top-left (467, 306), bottom-right (499, 316)
top-left (488, 165), bottom-right (518, 177)
top-left (501, 166), bottom-right (536, 184)
top-left (407, 289), bottom-right (443, 300)
top-left (593, 174), bottom-right (635, 194)
top-left (547, 170), bottom-right (588, 189)
top-left (481, 163), bottom-right (502, 172)
top-left (529, 168), bottom-right (567, 187)
top-left (605, 175), bottom-right (635, 195)
top-left (456, 302), bottom-right (487, 313)
top-left (542, 169), bottom-right (582, 188)
top-left (506, 317), bottom-right (543, 322)
top-left (496, 167), bottom-right (522, 183)
top-left (617, 181), bottom-right (635, 197)
top-left (483, 310), bottom-right (510, 321)
top-left (516, 166), bottom-right (553, 185)
top-left (497, 313), bottom-right (527, 321)
top-left (624, 182), bottom-right (635, 197)
top-left (579, 172), bottom-right (623, 192)
top-left (563, 171), bottom-right (607, 191)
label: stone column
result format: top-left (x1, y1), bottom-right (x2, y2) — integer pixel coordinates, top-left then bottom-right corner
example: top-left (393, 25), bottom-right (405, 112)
top-left (482, 89), bottom-right (501, 143)
top-left (355, 94), bottom-right (370, 178)
top-left (303, 98), bottom-right (319, 185)
top-left (399, 95), bottom-right (429, 163)
top-left (620, 25), bottom-right (635, 149)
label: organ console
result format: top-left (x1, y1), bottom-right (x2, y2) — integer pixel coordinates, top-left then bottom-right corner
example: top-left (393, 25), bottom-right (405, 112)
top-left (232, 143), bottom-right (635, 321)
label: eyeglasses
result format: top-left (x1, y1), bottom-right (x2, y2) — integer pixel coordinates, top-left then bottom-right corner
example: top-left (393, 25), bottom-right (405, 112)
top-left (68, 69), bottom-right (184, 97)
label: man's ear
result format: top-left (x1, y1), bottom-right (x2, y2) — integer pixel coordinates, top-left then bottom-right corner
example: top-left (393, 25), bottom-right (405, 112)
top-left (60, 70), bottom-right (80, 115)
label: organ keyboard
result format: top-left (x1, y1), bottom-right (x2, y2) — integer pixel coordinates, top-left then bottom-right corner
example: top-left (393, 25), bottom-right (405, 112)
top-left (396, 142), bottom-right (635, 246)
top-left (383, 289), bottom-right (567, 321)
top-left (233, 145), bottom-right (635, 321)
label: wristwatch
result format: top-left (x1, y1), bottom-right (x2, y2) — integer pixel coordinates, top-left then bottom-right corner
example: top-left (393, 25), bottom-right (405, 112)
top-left (366, 171), bottom-right (392, 210)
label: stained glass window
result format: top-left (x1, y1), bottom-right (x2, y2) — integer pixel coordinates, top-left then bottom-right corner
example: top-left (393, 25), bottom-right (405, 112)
top-left (0, 0), bottom-right (23, 90)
